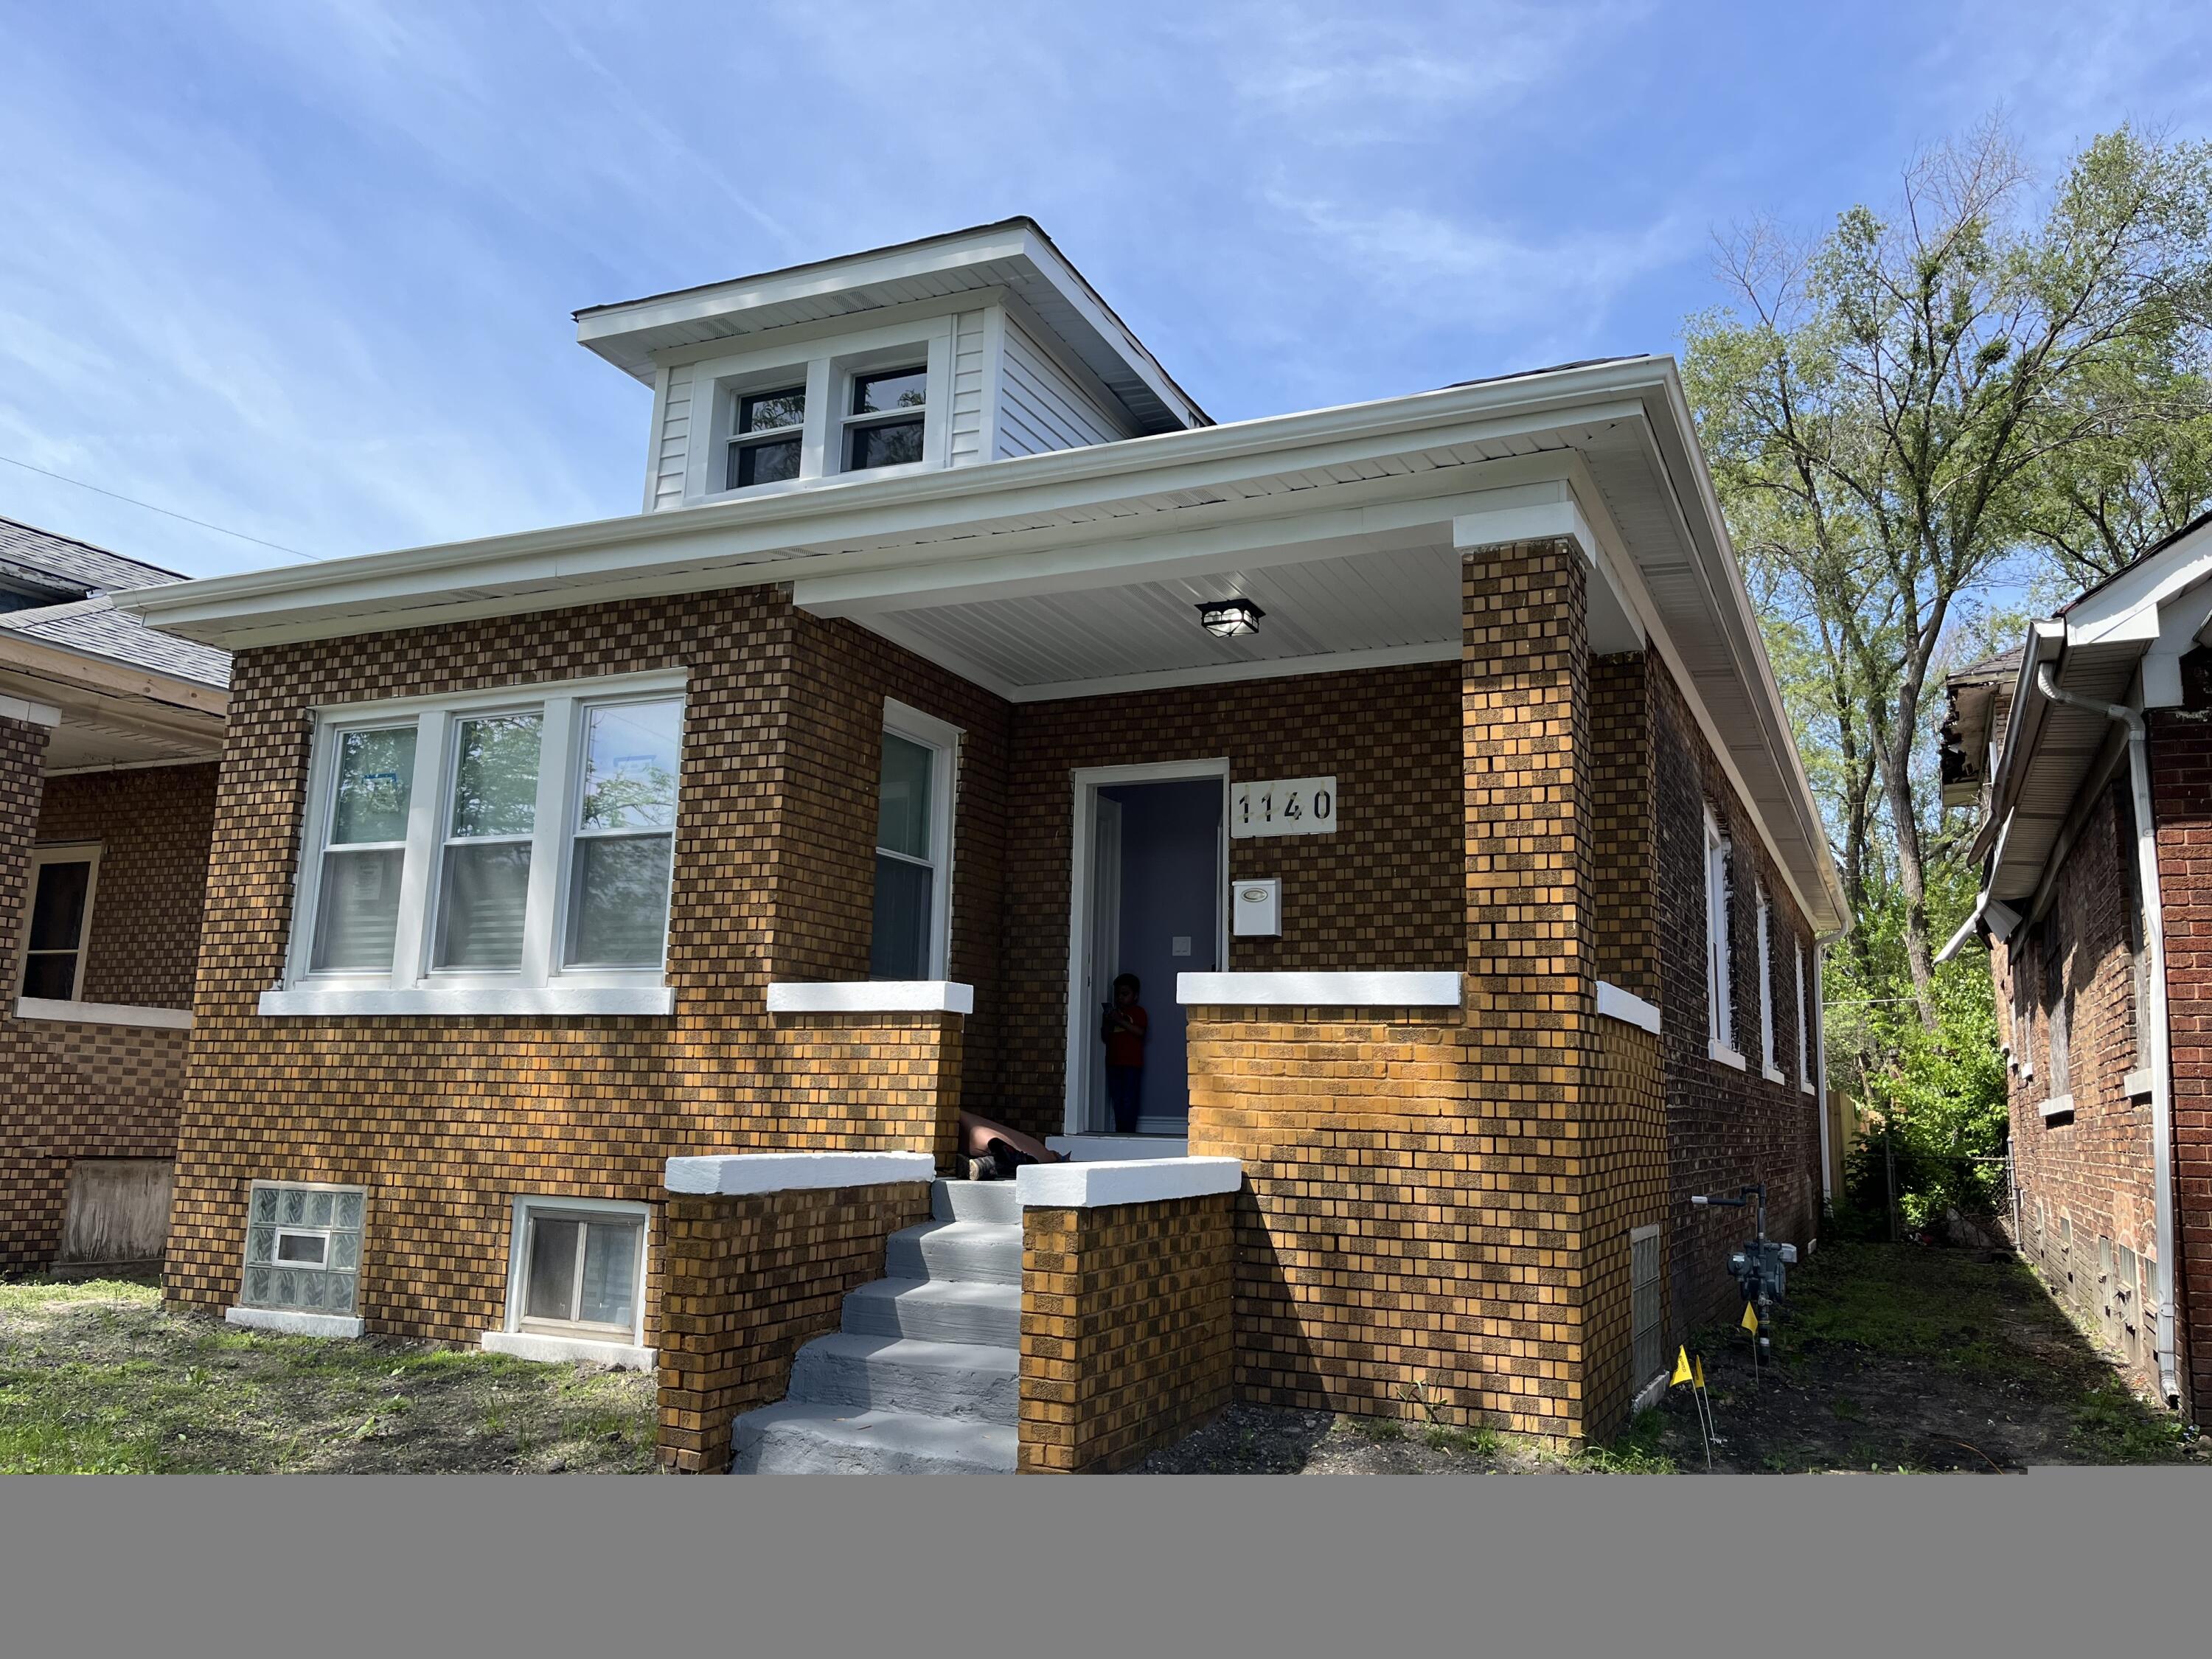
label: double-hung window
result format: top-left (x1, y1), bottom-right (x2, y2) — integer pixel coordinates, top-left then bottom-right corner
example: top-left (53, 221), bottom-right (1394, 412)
top-left (843, 366), bottom-right (928, 473)
top-left (869, 701), bottom-right (959, 981)
top-left (726, 385), bottom-right (806, 490)
top-left (274, 671), bottom-right (685, 1018)
top-left (1795, 942), bottom-right (1817, 1093)
top-left (1704, 810), bottom-right (1741, 1067)
top-left (18, 845), bottom-right (100, 1002)
top-left (1756, 886), bottom-right (1782, 1082)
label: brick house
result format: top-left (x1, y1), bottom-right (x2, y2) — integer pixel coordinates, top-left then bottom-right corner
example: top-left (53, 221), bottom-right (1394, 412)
top-left (119, 220), bottom-right (1844, 1470)
top-left (0, 518), bottom-right (229, 1274)
top-left (1941, 507), bottom-right (2212, 1423)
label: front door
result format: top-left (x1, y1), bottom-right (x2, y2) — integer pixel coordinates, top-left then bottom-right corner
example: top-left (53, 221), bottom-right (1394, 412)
top-left (1073, 773), bottom-right (1225, 1136)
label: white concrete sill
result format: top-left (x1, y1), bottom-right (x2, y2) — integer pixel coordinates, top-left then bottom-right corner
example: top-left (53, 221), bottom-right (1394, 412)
top-left (666, 1150), bottom-right (937, 1196)
top-left (14, 998), bottom-right (192, 1030)
top-left (1175, 972), bottom-right (1461, 1007)
top-left (226, 1306), bottom-right (363, 1340)
top-left (1595, 982), bottom-right (1660, 1034)
top-left (2040, 1093), bottom-right (2075, 1120)
top-left (1018, 1155), bottom-right (1242, 1209)
top-left (258, 985), bottom-right (674, 1018)
top-left (1762, 1064), bottom-right (1788, 1085)
top-left (766, 981), bottom-right (974, 1015)
top-left (1708, 1040), bottom-right (1747, 1071)
top-left (482, 1329), bottom-right (652, 1371)
top-left (2124, 1068), bottom-right (2154, 1100)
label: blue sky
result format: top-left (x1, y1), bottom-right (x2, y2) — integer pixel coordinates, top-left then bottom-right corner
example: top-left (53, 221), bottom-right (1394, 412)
top-left (3, 0), bottom-right (2208, 579)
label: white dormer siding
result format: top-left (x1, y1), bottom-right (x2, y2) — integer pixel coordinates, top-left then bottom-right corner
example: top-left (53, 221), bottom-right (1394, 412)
top-left (995, 315), bottom-right (1138, 459)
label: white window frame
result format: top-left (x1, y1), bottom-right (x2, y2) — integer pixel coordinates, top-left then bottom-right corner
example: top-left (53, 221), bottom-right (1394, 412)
top-left (1795, 941), bottom-right (1816, 1095)
top-left (501, 1194), bottom-right (650, 1351)
top-left (265, 668), bottom-right (686, 1019)
top-left (873, 698), bottom-right (961, 981)
top-left (1757, 885), bottom-right (1784, 1083)
top-left (684, 316), bottom-right (953, 505)
top-left (723, 380), bottom-right (810, 493)
top-left (16, 843), bottom-right (101, 1003)
top-left (1705, 810), bottom-right (1743, 1069)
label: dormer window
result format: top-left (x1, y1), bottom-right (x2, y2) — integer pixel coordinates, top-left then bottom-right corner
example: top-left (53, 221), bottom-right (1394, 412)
top-left (727, 386), bottom-right (806, 490)
top-left (844, 366), bottom-right (927, 472)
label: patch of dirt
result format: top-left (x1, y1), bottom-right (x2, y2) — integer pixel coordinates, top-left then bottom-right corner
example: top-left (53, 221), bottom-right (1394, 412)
top-left (0, 1276), bottom-right (660, 1474)
top-left (1141, 1402), bottom-right (1557, 1473)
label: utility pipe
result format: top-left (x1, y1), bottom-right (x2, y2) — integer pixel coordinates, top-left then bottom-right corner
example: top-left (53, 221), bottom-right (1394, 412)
top-left (2034, 662), bottom-right (2183, 1407)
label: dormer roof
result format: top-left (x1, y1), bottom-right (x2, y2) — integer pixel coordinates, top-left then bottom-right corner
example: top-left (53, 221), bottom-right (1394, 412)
top-left (574, 217), bottom-right (1207, 437)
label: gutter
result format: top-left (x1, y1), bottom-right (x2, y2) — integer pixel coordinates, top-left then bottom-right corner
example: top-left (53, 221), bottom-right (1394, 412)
top-left (2032, 661), bottom-right (2184, 1408)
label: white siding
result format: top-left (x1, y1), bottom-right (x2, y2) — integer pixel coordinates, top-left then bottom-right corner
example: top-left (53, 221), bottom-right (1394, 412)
top-left (653, 364), bottom-right (697, 510)
top-left (947, 310), bottom-right (989, 467)
top-left (995, 317), bottom-right (1135, 459)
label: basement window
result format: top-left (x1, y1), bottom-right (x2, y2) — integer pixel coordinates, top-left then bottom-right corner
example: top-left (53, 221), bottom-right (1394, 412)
top-left (241, 1182), bottom-right (365, 1316)
top-left (1630, 1225), bottom-right (1664, 1388)
top-left (18, 845), bottom-right (100, 1002)
top-left (509, 1198), bottom-right (647, 1346)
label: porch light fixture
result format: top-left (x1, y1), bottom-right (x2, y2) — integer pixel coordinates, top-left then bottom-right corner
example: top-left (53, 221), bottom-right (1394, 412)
top-left (1197, 598), bottom-right (1265, 639)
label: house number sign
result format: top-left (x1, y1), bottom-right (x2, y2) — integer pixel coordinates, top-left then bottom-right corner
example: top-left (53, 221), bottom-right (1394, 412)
top-left (1231, 776), bottom-right (1338, 838)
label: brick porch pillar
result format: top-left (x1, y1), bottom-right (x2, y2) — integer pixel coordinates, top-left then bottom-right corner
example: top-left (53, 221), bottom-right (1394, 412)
top-left (0, 703), bottom-right (58, 1268)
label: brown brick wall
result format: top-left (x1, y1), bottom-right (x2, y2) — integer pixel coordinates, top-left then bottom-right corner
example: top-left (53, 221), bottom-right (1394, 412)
top-left (656, 1180), bottom-right (932, 1471)
top-left (164, 586), bottom-right (987, 1335)
top-left (1648, 653), bottom-right (1823, 1331)
top-left (1018, 1192), bottom-right (1235, 1472)
top-left (1998, 775), bottom-right (2168, 1396)
top-left (36, 762), bottom-right (218, 1009)
top-left (2, 740), bottom-right (207, 1269)
top-left (2154, 698), bottom-right (2212, 1415)
top-left (990, 661), bottom-right (1462, 1142)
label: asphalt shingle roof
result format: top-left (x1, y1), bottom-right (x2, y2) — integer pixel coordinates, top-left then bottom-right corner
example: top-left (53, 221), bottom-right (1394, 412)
top-left (0, 517), bottom-right (229, 689)
top-left (0, 515), bottom-right (188, 598)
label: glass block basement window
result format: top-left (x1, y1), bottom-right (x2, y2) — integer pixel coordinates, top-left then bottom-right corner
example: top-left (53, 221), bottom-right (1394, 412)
top-left (242, 1182), bottom-right (366, 1315)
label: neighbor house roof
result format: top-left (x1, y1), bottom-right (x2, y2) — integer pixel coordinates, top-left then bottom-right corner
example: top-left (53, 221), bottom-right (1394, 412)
top-left (0, 515), bottom-right (189, 599)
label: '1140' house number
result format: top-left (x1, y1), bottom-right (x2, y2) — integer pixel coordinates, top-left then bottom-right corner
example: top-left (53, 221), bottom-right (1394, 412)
top-left (1231, 777), bottom-right (1338, 838)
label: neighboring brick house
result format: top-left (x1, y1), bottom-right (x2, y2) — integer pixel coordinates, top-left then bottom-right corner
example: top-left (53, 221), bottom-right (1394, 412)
top-left (123, 219), bottom-right (1844, 1469)
top-left (1941, 508), bottom-right (2212, 1423)
top-left (0, 518), bottom-right (229, 1273)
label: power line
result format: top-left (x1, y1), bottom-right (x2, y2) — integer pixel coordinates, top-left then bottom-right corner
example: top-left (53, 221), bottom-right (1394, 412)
top-left (0, 452), bottom-right (324, 563)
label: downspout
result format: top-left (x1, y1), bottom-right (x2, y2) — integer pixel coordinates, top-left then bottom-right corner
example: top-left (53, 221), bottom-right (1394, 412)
top-left (1815, 943), bottom-right (1832, 1212)
top-left (2034, 662), bottom-right (2183, 1408)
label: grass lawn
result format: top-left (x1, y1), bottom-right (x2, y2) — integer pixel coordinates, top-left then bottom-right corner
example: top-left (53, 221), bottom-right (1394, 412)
top-left (0, 1275), bottom-right (658, 1474)
top-left (1145, 1242), bottom-right (2203, 1473)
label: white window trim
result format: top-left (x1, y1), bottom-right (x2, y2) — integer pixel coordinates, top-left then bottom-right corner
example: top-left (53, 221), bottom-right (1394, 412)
top-left (876, 698), bottom-right (961, 982)
top-left (17, 843), bottom-right (101, 1004)
top-left (492, 1194), bottom-right (650, 1367)
top-left (268, 668), bottom-right (686, 1020)
top-left (1757, 886), bottom-right (1784, 1083)
top-left (1704, 810), bottom-right (1743, 1068)
top-left (684, 316), bottom-right (954, 506)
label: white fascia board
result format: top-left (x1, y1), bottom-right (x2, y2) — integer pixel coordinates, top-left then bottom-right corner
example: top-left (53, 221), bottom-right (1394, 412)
top-left (1016, 1155), bottom-right (1243, 1209)
top-left (115, 367), bottom-right (1669, 647)
top-left (1176, 971), bottom-right (1462, 1006)
top-left (765, 980), bottom-right (974, 1014)
top-left (258, 986), bottom-right (675, 1018)
top-left (1450, 481), bottom-right (1595, 561)
top-left (226, 1307), bottom-right (364, 1340)
top-left (1595, 981), bottom-right (1661, 1034)
top-left (481, 1330), bottom-right (653, 1371)
top-left (13, 998), bottom-right (192, 1030)
top-left (2062, 515), bottom-right (2212, 647)
top-left (665, 1151), bottom-right (938, 1196)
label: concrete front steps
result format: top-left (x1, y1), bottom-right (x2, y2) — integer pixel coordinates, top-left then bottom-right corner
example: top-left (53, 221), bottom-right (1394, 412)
top-left (728, 1178), bottom-right (1023, 1474)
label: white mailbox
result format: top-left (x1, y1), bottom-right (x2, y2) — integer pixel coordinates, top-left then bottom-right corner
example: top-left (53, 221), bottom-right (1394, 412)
top-left (1232, 878), bottom-right (1281, 937)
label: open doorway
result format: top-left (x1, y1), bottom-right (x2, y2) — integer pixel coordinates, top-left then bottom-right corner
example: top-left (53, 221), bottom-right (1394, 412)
top-left (1063, 762), bottom-right (1227, 1140)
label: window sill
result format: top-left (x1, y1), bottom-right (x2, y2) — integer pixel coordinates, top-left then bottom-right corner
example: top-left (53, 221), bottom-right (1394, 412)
top-left (1595, 981), bottom-right (1660, 1034)
top-left (2124, 1068), bottom-right (2154, 1100)
top-left (1708, 1041), bottom-right (1747, 1071)
top-left (2041, 1094), bottom-right (2075, 1121)
top-left (1762, 1064), bottom-right (1787, 1085)
top-left (14, 998), bottom-right (192, 1030)
top-left (482, 1329), bottom-right (653, 1371)
top-left (226, 1306), bottom-right (362, 1340)
top-left (258, 985), bottom-right (675, 1019)
top-left (1799, 1079), bottom-right (1816, 1096)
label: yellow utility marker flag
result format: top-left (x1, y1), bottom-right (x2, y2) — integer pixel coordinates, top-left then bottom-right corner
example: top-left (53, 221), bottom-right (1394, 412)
top-left (1694, 1355), bottom-right (1706, 1390)
top-left (1671, 1347), bottom-right (1692, 1385)
top-left (1741, 1302), bottom-right (1759, 1334)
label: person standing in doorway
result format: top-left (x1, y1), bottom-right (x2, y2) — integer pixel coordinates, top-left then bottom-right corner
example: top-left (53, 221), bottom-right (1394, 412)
top-left (1102, 973), bottom-right (1150, 1135)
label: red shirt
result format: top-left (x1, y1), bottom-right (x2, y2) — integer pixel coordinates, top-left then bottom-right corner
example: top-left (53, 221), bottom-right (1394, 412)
top-left (1105, 1004), bottom-right (1148, 1069)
